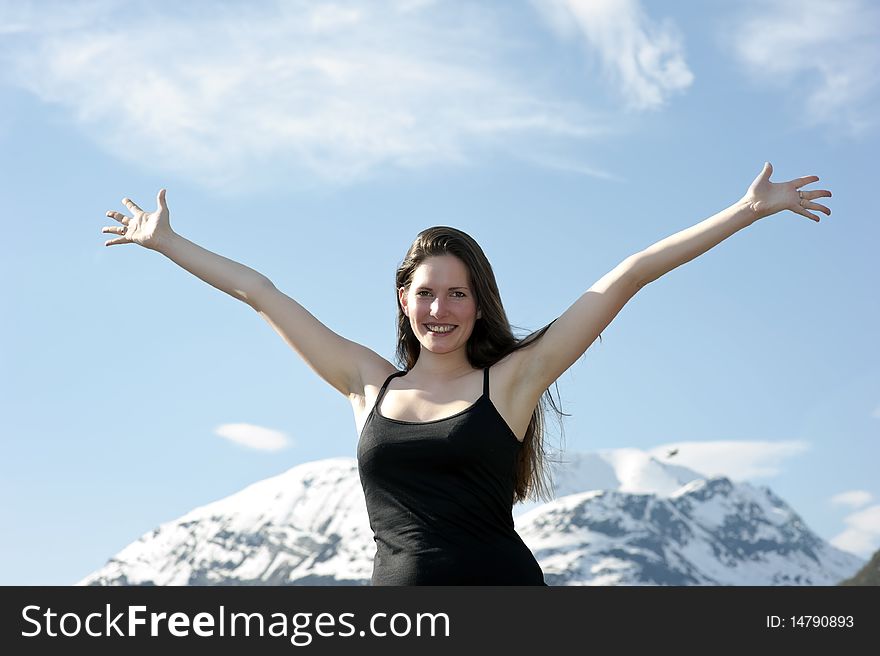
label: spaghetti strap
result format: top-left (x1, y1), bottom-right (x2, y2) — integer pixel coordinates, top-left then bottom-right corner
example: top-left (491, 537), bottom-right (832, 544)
top-left (483, 366), bottom-right (489, 397)
top-left (374, 370), bottom-right (407, 412)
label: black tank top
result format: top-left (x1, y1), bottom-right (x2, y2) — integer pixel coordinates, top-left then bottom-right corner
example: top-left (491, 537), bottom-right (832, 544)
top-left (357, 366), bottom-right (546, 585)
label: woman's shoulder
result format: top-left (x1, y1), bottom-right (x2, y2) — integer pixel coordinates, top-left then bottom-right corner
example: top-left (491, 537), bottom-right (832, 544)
top-left (348, 357), bottom-right (400, 421)
top-left (488, 347), bottom-right (551, 409)
top-left (358, 359), bottom-right (402, 394)
top-left (488, 349), bottom-right (525, 386)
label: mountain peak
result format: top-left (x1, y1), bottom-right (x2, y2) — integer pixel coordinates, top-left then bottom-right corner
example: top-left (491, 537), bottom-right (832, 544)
top-left (79, 449), bottom-right (864, 586)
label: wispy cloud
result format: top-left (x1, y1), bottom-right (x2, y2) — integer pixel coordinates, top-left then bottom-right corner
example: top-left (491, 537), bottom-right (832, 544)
top-left (725, 0), bottom-right (880, 135)
top-left (525, 152), bottom-right (625, 182)
top-left (214, 423), bottom-right (290, 452)
top-left (649, 440), bottom-right (809, 480)
top-left (831, 504), bottom-right (880, 558)
top-left (531, 0), bottom-right (693, 110)
top-left (830, 490), bottom-right (873, 509)
top-left (872, 404), bottom-right (880, 419)
top-left (830, 491), bottom-right (879, 558)
top-left (0, 0), bottom-right (602, 191)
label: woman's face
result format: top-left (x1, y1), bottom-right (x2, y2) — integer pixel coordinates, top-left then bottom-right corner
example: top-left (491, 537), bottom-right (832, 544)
top-left (399, 255), bottom-right (481, 356)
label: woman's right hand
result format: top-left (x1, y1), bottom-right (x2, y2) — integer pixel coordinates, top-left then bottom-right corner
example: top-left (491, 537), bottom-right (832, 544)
top-left (102, 189), bottom-right (174, 251)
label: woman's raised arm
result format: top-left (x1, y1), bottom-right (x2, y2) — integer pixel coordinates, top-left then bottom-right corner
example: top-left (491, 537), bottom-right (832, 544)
top-left (102, 190), bottom-right (391, 398)
top-left (104, 189), bottom-right (268, 305)
top-left (632, 162), bottom-right (831, 288)
top-left (508, 163), bottom-right (832, 396)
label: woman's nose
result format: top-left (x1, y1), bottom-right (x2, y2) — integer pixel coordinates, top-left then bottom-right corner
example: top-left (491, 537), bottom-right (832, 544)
top-left (430, 298), bottom-right (446, 316)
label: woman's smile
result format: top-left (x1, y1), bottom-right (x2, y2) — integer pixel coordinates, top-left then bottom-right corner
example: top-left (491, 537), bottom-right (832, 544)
top-left (424, 323), bottom-right (457, 334)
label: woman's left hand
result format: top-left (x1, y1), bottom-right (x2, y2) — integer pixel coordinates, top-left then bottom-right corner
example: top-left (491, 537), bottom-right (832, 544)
top-left (743, 162), bottom-right (832, 222)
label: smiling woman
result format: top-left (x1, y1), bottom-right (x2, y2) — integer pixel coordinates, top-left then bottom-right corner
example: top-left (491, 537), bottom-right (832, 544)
top-left (101, 162), bottom-right (831, 585)
top-left (387, 228), bottom-right (567, 505)
top-left (354, 227), bottom-right (570, 584)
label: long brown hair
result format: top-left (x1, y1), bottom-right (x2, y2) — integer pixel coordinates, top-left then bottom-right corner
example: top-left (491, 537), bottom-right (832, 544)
top-left (394, 226), bottom-right (575, 503)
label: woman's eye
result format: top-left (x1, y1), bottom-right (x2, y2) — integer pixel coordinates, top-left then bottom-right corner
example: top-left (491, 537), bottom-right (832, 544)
top-left (416, 290), bottom-right (466, 297)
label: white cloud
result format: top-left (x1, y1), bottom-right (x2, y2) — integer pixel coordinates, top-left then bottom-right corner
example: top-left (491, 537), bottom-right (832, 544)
top-left (393, 0), bottom-right (437, 13)
top-left (830, 490), bottom-right (873, 508)
top-left (649, 440), bottom-right (809, 481)
top-left (0, 0), bottom-right (107, 34)
top-left (0, 0), bottom-right (603, 191)
top-left (214, 422), bottom-right (290, 452)
top-left (726, 0), bottom-right (880, 135)
top-left (532, 0), bottom-right (694, 110)
top-left (872, 405), bottom-right (880, 419)
top-left (831, 504), bottom-right (880, 558)
top-left (525, 152), bottom-right (624, 182)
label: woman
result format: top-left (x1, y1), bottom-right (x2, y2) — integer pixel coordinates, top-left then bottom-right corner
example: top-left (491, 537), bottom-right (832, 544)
top-left (102, 162), bottom-right (831, 585)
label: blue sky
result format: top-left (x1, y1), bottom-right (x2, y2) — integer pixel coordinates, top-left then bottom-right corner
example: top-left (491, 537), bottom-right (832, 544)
top-left (1, 0), bottom-right (878, 585)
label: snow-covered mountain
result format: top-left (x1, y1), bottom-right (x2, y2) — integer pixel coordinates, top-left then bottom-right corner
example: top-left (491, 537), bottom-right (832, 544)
top-left (79, 450), bottom-right (864, 585)
top-left (81, 458), bottom-right (374, 585)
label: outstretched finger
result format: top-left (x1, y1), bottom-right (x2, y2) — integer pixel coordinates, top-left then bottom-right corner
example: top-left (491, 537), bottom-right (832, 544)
top-left (801, 189), bottom-right (832, 201)
top-left (106, 210), bottom-right (129, 225)
top-left (792, 175), bottom-right (820, 189)
top-left (104, 235), bottom-right (133, 246)
top-left (803, 201), bottom-right (831, 216)
top-left (794, 205), bottom-right (821, 222)
top-left (122, 197), bottom-right (143, 214)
